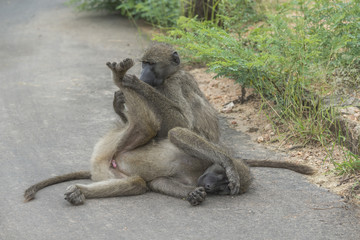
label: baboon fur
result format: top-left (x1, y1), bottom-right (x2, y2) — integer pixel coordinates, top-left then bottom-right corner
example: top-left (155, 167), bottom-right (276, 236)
top-left (24, 43), bottom-right (315, 206)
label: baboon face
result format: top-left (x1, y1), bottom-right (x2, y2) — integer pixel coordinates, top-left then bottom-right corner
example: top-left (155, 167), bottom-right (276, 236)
top-left (197, 164), bottom-right (231, 195)
top-left (140, 43), bottom-right (180, 87)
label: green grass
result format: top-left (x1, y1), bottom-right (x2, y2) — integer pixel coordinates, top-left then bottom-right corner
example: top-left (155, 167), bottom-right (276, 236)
top-left (333, 149), bottom-right (360, 175)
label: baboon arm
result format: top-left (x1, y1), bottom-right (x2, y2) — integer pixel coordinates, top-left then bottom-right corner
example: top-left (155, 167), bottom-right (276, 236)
top-left (113, 90), bottom-right (128, 123)
top-left (69, 176), bottom-right (147, 199)
top-left (168, 127), bottom-right (241, 195)
top-left (148, 177), bottom-right (196, 199)
top-left (122, 74), bottom-right (182, 111)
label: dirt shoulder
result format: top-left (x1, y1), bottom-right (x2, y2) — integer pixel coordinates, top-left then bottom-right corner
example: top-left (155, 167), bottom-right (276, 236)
top-left (189, 67), bottom-right (360, 206)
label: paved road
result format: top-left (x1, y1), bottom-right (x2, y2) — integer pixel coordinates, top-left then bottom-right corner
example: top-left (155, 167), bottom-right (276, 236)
top-left (1, 1), bottom-right (359, 239)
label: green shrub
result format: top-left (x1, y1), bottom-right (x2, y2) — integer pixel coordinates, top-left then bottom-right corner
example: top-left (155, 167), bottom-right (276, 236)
top-left (67, 0), bottom-right (122, 11)
top-left (218, 0), bottom-right (264, 33)
top-left (155, 17), bottom-right (260, 88)
top-left (155, 0), bottom-right (360, 146)
top-left (67, 0), bottom-right (181, 27)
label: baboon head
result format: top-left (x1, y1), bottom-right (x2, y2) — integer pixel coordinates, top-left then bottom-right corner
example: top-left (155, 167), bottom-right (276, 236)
top-left (197, 164), bottom-right (231, 195)
top-left (140, 43), bottom-right (181, 86)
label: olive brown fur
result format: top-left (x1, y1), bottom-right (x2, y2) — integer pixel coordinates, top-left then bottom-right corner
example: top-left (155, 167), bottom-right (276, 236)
top-left (24, 43), bottom-right (316, 206)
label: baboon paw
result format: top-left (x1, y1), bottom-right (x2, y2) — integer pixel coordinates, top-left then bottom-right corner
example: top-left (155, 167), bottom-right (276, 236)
top-left (64, 185), bottom-right (85, 206)
top-left (106, 61), bottom-right (117, 70)
top-left (114, 90), bottom-right (126, 104)
top-left (119, 58), bottom-right (134, 71)
top-left (226, 169), bottom-right (241, 195)
top-left (228, 181), bottom-right (240, 195)
top-left (187, 187), bottom-right (206, 206)
top-left (106, 58), bottom-right (134, 73)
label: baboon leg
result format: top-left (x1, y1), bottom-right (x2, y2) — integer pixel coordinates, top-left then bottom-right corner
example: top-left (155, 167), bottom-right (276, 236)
top-left (148, 177), bottom-right (197, 198)
top-left (107, 58), bottom-right (135, 87)
top-left (108, 59), bottom-right (183, 118)
top-left (89, 123), bottom-right (157, 182)
top-left (64, 176), bottom-right (147, 205)
top-left (106, 59), bottom-right (163, 99)
top-left (148, 177), bottom-right (207, 205)
top-left (121, 74), bottom-right (189, 129)
top-left (116, 123), bottom-right (157, 153)
top-left (89, 127), bottom-right (128, 181)
top-left (112, 90), bottom-right (160, 154)
top-left (107, 59), bottom-right (168, 102)
top-left (168, 127), bottom-right (241, 195)
top-left (90, 101), bottom-right (158, 181)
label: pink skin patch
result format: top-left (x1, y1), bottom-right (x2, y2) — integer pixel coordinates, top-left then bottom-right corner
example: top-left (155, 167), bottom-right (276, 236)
top-left (111, 159), bottom-right (117, 168)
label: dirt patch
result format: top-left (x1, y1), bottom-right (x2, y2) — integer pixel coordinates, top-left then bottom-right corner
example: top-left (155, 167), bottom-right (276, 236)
top-left (190, 67), bottom-right (360, 205)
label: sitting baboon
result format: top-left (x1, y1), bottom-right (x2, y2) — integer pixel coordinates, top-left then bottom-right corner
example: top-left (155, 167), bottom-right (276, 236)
top-left (115, 43), bottom-right (220, 143)
top-left (105, 43), bottom-right (241, 194)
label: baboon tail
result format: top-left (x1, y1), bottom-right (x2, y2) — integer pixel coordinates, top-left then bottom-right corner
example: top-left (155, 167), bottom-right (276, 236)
top-left (24, 171), bottom-right (91, 202)
top-left (245, 159), bottom-right (316, 175)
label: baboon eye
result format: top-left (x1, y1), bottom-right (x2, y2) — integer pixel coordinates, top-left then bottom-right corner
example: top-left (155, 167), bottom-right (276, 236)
top-left (142, 61), bottom-right (154, 68)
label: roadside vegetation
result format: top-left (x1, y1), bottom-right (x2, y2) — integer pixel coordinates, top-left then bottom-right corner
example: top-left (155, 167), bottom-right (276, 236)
top-left (68, 0), bottom-right (360, 193)
top-left (67, 0), bottom-right (181, 26)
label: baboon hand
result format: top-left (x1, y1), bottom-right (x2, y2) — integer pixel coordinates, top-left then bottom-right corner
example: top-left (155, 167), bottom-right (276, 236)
top-left (64, 185), bottom-right (85, 205)
top-left (187, 187), bottom-right (206, 206)
top-left (114, 90), bottom-right (126, 104)
top-left (226, 169), bottom-right (240, 195)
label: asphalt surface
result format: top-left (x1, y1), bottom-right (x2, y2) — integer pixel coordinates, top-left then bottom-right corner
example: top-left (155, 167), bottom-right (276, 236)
top-left (1, 1), bottom-right (359, 239)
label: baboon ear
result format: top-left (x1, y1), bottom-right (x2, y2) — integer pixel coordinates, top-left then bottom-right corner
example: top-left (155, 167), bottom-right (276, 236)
top-left (172, 51), bottom-right (180, 65)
